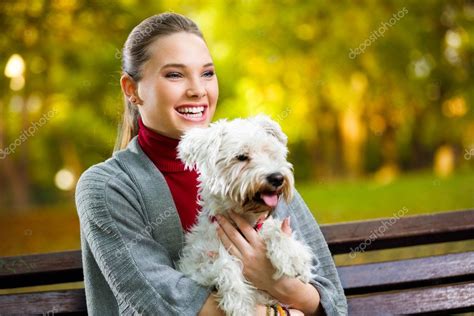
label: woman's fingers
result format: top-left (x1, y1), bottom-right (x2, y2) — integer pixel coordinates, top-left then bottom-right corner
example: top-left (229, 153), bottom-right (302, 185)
top-left (281, 216), bottom-right (292, 236)
top-left (228, 211), bottom-right (260, 246)
top-left (215, 215), bottom-right (247, 257)
top-left (216, 224), bottom-right (243, 259)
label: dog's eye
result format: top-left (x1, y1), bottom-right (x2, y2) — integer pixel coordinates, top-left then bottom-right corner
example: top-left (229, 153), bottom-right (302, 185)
top-left (236, 154), bottom-right (249, 161)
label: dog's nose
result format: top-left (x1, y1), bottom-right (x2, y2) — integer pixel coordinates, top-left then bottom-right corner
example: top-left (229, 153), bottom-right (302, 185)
top-left (266, 172), bottom-right (284, 187)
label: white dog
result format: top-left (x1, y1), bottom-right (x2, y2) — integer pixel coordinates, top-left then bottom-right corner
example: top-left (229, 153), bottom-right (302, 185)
top-left (177, 115), bottom-right (314, 316)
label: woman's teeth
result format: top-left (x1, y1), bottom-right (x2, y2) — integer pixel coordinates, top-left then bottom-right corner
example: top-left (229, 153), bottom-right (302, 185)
top-left (176, 106), bottom-right (205, 118)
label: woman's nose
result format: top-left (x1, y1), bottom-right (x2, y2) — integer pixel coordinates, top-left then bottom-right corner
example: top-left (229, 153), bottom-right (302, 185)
top-left (186, 79), bottom-right (206, 98)
top-left (186, 88), bottom-right (206, 98)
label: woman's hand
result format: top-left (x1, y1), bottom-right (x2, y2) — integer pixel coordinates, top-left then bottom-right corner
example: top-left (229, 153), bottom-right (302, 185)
top-left (215, 211), bottom-right (292, 293)
top-left (216, 212), bottom-right (322, 315)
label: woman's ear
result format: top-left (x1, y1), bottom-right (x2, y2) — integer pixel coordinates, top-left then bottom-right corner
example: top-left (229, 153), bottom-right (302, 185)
top-left (120, 74), bottom-right (142, 105)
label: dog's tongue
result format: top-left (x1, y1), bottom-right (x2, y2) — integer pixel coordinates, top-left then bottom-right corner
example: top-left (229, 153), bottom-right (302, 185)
top-left (261, 193), bottom-right (279, 207)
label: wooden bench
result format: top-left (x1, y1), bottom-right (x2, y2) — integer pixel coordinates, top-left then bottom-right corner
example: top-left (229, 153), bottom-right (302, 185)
top-left (1, 209), bottom-right (473, 315)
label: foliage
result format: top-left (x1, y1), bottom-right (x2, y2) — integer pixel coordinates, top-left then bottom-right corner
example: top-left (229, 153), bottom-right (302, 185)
top-left (0, 0), bottom-right (473, 209)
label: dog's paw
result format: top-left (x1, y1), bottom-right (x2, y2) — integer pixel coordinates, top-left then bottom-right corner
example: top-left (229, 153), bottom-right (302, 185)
top-left (262, 221), bottom-right (314, 282)
top-left (292, 256), bottom-right (313, 283)
top-left (288, 239), bottom-right (313, 279)
top-left (270, 241), bottom-right (313, 282)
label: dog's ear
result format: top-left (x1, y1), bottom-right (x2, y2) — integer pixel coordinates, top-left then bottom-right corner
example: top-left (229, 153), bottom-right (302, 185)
top-left (251, 114), bottom-right (288, 145)
top-left (177, 127), bottom-right (205, 171)
top-left (177, 120), bottom-right (226, 173)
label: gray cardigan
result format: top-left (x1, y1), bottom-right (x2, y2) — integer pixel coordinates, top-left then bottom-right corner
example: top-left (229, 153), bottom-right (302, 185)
top-left (75, 136), bottom-right (347, 315)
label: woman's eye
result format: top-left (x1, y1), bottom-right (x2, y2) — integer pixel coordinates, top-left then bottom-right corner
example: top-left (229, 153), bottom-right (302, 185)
top-left (236, 154), bottom-right (249, 161)
top-left (203, 70), bottom-right (215, 78)
top-left (165, 72), bottom-right (182, 79)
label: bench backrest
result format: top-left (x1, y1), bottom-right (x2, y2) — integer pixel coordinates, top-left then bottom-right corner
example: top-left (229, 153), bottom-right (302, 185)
top-left (322, 209), bottom-right (474, 315)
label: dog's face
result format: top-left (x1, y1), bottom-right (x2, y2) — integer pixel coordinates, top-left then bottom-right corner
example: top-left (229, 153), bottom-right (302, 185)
top-left (178, 115), bottom-right (294, 214)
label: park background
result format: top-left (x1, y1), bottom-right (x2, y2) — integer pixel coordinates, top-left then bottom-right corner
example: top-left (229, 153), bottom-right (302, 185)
top-left (0, 0), bottom-right (473, 272)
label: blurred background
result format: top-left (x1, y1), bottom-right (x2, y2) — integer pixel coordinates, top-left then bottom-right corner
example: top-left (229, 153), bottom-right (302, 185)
top-left (0, 0), bottom-right (473, 259)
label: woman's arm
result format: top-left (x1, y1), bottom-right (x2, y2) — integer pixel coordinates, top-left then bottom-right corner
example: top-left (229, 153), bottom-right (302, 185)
top-left (76, 166), bottom-right (212, 315)
top-left (271, 276), bottom-right (323, 316)
top-left (198, 293), bottom-right (225, 316)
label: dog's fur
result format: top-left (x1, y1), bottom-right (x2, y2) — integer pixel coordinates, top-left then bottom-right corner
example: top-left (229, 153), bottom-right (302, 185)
top-left (177, 115), bottom-right (314, 316)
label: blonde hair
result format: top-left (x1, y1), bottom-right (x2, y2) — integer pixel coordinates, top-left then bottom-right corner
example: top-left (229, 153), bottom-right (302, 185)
top-left (114, 12), bottom-right (204, 152)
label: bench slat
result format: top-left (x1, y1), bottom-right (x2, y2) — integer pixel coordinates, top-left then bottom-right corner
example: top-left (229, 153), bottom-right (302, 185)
top-left (348, 282), bottom-right (474, 315)
top-left (0, 250), bottom-right (82, 289)
top-left (0, 289), bottom-right (86, 314)
top-left (338, 251), bottom-right (474, 295)
top-left (321, 209), bottom-right (474, 254)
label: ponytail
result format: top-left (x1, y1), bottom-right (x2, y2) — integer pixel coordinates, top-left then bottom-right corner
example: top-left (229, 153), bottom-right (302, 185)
top-left (114, 99), bottom-right (140, 152)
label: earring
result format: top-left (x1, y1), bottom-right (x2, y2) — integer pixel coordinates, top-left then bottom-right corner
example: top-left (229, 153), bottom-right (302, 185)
top-left (130, 96), bottom-right (137, 104)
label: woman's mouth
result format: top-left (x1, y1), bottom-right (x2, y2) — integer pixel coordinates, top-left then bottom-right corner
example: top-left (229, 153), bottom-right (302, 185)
top-left (175, 105), bottom-right (207, 122)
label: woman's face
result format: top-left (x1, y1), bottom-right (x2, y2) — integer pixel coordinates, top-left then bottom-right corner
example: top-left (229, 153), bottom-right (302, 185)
top-left (136, 32), bottom-right (218, 139)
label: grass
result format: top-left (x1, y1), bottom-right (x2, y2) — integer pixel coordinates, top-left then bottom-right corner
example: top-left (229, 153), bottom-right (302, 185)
top-left (298, 169), bottom-right (474, 224)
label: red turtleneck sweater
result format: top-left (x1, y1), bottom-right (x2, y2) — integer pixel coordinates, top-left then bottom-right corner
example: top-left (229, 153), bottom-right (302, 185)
top-left (137, 117), bottom-right (200, 233)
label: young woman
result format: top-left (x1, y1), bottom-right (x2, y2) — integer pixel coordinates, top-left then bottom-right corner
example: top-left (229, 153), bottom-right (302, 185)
top-left (75, 12), bottom-right (347, 316)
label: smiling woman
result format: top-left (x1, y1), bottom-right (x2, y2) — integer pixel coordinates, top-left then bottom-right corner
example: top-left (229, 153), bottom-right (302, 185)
top-left (75, 12), bottom-right (347, 316)
top-left (119, 25), bottom-right (218, 143)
